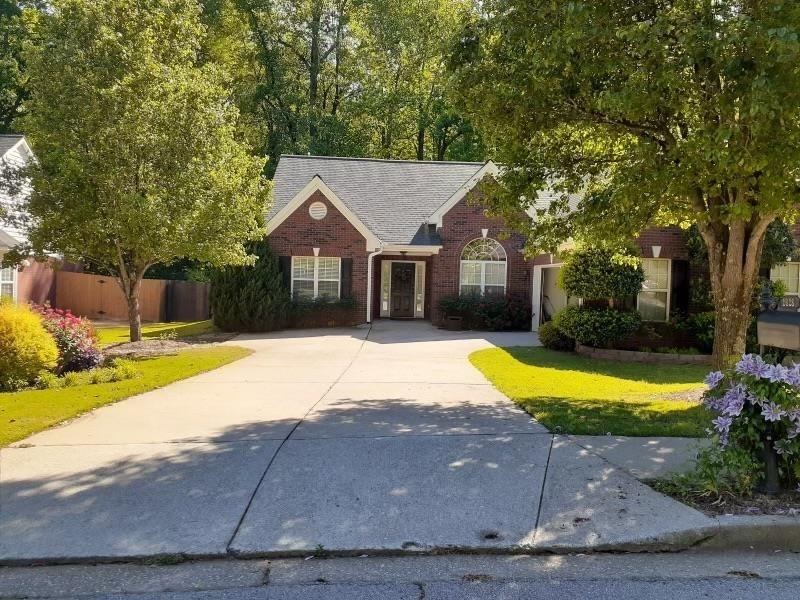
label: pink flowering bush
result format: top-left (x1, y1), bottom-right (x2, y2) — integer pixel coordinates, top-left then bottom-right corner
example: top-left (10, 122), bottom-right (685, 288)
top-left (30, 303), bottom-right (103, 373)
top-left (701, 354), bottom-right (800, 493)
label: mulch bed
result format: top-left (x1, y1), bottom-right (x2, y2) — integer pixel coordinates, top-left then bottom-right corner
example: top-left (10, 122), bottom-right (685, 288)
top-left (655, 485), bottom-right (800, 517)
top-left (104, 332), bottom-right (237, 359)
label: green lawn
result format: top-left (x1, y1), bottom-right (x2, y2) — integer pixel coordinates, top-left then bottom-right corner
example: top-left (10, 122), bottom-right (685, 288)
top-left (0, 346), bottom-right (251, 446)
top-left (95, 319), bottom-right (216, 346)
top-left (470, 347), bottom-right (711, 437)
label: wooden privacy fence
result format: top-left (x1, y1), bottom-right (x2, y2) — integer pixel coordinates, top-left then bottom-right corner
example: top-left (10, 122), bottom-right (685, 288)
top-left (54, 271), bottom-right (210, 322)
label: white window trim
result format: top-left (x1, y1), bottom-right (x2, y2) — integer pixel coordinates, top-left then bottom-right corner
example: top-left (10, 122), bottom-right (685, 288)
top-left (637, 258), bottom-right (671, 322)
top-left (0, 255), bottom-right (17, 302)
top-left (771, 262), bottom-right (800, 296)
top-left (459, 260), bottom-right (508, 297)
top-left (291, 256), bottom-right (341, 299)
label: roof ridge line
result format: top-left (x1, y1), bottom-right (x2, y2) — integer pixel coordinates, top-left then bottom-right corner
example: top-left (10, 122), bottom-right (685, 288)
top-left (279, 154), bottom-right (486, 166)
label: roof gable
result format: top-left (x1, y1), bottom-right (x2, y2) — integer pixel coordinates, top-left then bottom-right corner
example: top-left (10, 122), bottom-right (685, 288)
top-left (266, 176), bottom-right (381, 251)
top-left (0, 135), bottom-right (24, 158)
top-left (269, 155), bottom-right (487, 245)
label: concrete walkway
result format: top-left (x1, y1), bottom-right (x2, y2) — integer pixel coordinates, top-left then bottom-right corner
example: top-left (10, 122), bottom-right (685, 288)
top-left (0, 321), bottom-right (713, 563)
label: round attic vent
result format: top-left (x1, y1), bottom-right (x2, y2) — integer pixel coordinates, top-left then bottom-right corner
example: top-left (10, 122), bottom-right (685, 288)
top-left (309, 201), bottom-right (328, 220)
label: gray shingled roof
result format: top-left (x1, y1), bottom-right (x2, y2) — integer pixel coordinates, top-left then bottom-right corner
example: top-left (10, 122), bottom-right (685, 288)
top-left (270, 155), bottom-right (486, 245)
top-left (0, 135), bottom-right (23, 157)
top-left (0, 228), bottom-right (19, 249)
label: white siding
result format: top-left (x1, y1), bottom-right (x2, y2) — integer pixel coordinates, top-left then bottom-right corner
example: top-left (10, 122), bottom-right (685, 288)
top-left (0, 139), bottom-right (32, 247)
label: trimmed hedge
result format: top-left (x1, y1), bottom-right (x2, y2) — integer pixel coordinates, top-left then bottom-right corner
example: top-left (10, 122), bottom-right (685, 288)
top-left (559, 248), bottom-right (644, 301)
top-left (554, 305), bottom-right (641, 348)
top-left (288, 297), bottom-right (359, 328)
top-left (439, 296), bottom-right (531, 331)
top-left (538, 321), bottom-right (575, 351)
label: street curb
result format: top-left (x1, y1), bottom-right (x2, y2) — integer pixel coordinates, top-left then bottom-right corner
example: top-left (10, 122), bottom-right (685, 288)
top-left (2, 516), bottom-right (798, 567)
top-left (698, 515), bottom-right (800, 552)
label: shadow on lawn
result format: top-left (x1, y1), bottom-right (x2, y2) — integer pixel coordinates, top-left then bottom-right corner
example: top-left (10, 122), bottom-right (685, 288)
top-left (498, 347), bottom-right (709, 386)
top-left (519, 396), bottom-right (711, 437)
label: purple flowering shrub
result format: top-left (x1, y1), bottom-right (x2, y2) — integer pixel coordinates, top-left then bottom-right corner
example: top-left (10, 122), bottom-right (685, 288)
top-left (701, 354), bottom-right (800, 493)
top-left (30, 303), bottom-right (103, 373)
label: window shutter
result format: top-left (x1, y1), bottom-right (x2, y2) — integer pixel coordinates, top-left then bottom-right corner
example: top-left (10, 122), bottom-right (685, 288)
top-left (278, 256), bottom-right (292, 291)
top-left (341, 258), bottom-right (353, 299)
top-left (671, 259), bottom-right (690, 315)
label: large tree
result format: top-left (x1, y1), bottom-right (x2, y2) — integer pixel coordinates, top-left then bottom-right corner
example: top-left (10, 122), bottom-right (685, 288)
top-left (0, 1), bottom-right (31, 133)
top-left (452, 0), bottom-right (800, 368)
top-left (18, 0), bottom-right (269, 341)
top-left (200, 0), bottom-right (484, 168)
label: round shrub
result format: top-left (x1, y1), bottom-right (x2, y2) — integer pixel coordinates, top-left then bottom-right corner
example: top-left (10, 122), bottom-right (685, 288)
top-left (538, 321), bottom-right (575, 352)
top-left (554, 305), bottom-right (641, 348)
top-left (0, 302), bottom-right (59, 390)
top-left (31, 304), bottom-right (102, 373)
top-left (559, 248), bottom-right (644, 301)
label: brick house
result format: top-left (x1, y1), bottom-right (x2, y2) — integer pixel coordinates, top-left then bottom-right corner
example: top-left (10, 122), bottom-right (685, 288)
top-left (267, 155), bottom-right (714, 331)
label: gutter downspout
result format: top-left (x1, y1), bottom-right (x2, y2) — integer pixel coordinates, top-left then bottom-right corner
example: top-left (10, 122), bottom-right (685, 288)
top-left (366, 244), bottom-right (384, 323)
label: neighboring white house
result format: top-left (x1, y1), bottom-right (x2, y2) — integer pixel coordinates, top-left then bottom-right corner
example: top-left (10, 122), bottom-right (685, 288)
top-left (0, 134), bottom-right (55, 303)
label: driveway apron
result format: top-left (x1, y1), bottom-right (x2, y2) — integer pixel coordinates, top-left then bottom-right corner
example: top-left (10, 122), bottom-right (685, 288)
top-left (229, 322), bottom-right (551, 554)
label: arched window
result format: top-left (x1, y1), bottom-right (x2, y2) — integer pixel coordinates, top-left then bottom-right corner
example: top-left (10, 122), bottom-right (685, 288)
top-left (460, 238), bottom-right (507, 297)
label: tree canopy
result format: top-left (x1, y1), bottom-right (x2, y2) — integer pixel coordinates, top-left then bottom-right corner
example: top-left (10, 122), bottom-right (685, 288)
top-left (17, 0), bottom-right (269, 340)
top-left (200, 0), bottom-right (484, 175)
top-left (452, 0), bottom-right (800, 366)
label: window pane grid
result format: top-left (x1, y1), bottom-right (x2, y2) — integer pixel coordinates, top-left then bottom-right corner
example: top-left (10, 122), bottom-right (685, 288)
top-left (292, 257), bottom-right (315, 280)
top-left (771, 263), bottom-right (800, 295)
top-left (638, 259), bottom-right (670, 321)
top-left (0, 265), bottom-right (14, 300)
top-left (292, 256), bottom-right (340, 300)
top-left (459, 260), bottom-right (507, 297)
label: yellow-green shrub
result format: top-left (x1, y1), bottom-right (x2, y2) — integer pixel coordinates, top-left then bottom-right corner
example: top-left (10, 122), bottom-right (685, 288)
top-left (0, 302), bottom-right (59, 390)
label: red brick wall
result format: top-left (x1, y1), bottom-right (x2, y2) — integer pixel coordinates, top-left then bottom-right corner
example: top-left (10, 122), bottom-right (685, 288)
top-left (635, 226), bottom-right (689, 260)
top-left (529, 227), bottom-right (690, 266)
top-left (267, 190), bottom-right (369, 324)
top-left (430, 190), bottom-right (532, 324)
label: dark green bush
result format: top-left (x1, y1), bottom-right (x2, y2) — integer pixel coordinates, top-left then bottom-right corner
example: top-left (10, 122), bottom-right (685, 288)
top-left (538, 321), bottom-right (575, 351)
top-left (439, 296), bottom-right (531, 331)
top-left (554, 305), bottom-right (641, 347)
top-left (290, 297), bottom-right (357, 314)
top-left (688, 311), bottom-right (758, 354)
top-left (559, 248), bottom-right (644, 301)
top-left (210, 241), bottom-right (291, 332)
top-left (287, 297), bottom-right (358, 328)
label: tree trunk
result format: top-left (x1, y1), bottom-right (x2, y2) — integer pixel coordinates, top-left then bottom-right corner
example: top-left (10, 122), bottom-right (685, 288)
top-left (699, 212), bottom-right (776, 369)
top-left (711, 284), bottom-right (752, 369)
top-left (115, 248), bottom-right (145, 343)
top-left (126, 277), bottom-right (142, 343)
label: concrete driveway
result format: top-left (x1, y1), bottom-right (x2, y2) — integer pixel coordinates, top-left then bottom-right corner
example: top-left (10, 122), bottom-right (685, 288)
top-left (0, 321), bottom-right (713, 562)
